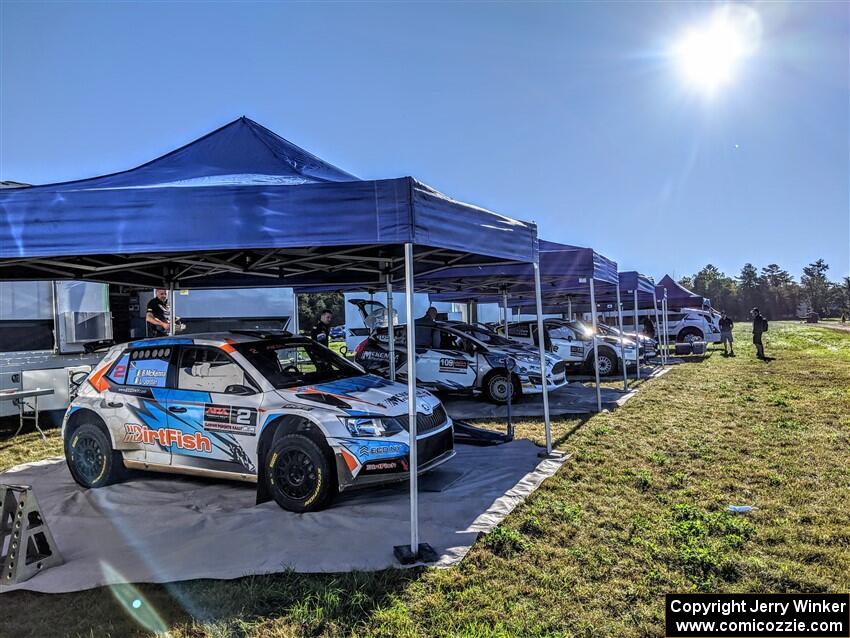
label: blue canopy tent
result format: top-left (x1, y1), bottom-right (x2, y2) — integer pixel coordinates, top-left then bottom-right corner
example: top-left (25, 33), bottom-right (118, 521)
top-left (656, 275), bottom-right (708, 309)
top-left (0, 116), bottom-right (544, 564)
top-left (423, 241), bottom-right (620, 410)
top-left (653, 275), bottom-right (709, 361)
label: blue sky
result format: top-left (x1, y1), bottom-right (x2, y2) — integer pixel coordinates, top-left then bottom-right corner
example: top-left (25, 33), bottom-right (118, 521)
top-left (1, 1), bottom-right (847, 282)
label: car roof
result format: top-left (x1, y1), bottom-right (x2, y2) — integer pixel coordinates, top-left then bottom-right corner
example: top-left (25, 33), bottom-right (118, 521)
top-left (126, 331), bottom-right (302, 348)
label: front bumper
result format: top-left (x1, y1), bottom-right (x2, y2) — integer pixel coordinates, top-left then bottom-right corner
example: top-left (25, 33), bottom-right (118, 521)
top-left (521, 370), bottom-right (568, 394)
top-left (334, 423), bottom-right (455, 491)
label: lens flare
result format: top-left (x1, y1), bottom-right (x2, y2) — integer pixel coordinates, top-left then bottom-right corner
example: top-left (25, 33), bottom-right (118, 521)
top-left (672, 5), bottom-right (762, 96)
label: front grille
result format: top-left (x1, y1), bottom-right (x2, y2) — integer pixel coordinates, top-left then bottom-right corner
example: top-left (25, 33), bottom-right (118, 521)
top-left (395, 404), bottom-right (448, 435)
top-left (552, 361), bottom-right (567, 375)
top-left (416, 426), bottom-right (453, 465)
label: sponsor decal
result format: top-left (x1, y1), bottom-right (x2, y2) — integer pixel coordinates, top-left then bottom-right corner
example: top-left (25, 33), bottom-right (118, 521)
top-left (124, 424), bottom-right (212, 452)
top-left (111, 384), bottom-right (153, 397)
top-left (378, 391), bottom-right (408, 409)
top-left (363, 459), bottom-right (408, 474)
top-left (278, 403), bottom-right (314, 411)
top-left (361, 350), bottom-right (389, 361)
top-left (342, 438), bottom-right (407, 463)
top-left (203, 404), bottom-right (257, 435)
top-left (439, 358), bottom-right (468, 374)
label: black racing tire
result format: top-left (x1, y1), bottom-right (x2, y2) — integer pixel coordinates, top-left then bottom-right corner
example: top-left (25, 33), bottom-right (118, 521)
top-left (483, 369), bottom-right (519, 405)
top-left (677, 328), bottom-right (703, 344)
top-left (265, 433), bottom-right (334, 513)
top-left (587, 349), bottom-right (618, 377)
top-left (65, 422), bottom-right (126, 488)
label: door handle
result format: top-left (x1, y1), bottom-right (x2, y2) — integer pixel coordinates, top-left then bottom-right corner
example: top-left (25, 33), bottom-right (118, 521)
top-left (106, 401), bottom-right (124, 408)
top-left (168, 406), bottom-right (187, 413)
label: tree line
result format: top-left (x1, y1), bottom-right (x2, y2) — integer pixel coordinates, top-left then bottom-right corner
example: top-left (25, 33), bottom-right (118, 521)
top-left (679, 259), bottom-right (850, 320)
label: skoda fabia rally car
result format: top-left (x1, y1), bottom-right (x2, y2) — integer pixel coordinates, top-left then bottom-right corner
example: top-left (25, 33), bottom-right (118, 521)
top-left (63, 333), bottom-right (454, 512)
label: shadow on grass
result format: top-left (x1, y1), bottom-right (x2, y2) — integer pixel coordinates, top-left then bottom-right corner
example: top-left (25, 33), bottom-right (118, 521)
top-left (2, 568), bottom-right (423, 637)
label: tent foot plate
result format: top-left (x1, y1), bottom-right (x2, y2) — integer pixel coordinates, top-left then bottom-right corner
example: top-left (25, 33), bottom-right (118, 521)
top-left (393, 542), bottom-right (438, 565)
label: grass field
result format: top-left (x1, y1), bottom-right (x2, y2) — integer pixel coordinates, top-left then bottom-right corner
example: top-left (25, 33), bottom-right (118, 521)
top-left (1, 322), bottom-right (848, 637)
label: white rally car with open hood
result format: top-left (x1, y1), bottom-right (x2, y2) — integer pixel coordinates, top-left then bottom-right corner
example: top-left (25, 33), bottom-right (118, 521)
top-left (63, 332), bottom-right (454, 512)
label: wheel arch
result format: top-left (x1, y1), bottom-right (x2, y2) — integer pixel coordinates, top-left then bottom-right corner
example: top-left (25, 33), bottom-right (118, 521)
top-left (256, 414), bottom-right (333, 504)
top-left (64, 408), bottom-right (113, 446)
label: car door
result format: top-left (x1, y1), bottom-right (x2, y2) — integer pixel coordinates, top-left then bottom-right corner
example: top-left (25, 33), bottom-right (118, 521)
top-left (166, 345), bottom-right (261, 475)
top-left (119, 345), bottom-right (176, 466)
top-left (547, 325), bottom-right (585, 364)
top-left (415, 328), bottom-right (477, 391)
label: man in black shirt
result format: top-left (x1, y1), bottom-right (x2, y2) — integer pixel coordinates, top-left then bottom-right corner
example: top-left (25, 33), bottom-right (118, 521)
top-left (310, 310), bottom-right (332, 346)
top-left (719, 311), bottom-right (734, 356)
top-left (751, 307), bottom-right (767, 359)
top-left (145, 289), bottom-right (171, 337)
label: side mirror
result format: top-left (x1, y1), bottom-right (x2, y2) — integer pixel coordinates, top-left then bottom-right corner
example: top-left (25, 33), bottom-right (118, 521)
top-left (224, 384), bottom-right (255, 396)
top-left (70, 370), bottom-right (90, 386)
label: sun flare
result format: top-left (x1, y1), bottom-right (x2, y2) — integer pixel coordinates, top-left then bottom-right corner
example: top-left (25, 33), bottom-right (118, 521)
top-left (672, 5), bottom-right (762, 96)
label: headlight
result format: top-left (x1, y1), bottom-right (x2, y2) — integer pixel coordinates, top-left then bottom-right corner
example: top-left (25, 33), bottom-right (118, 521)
top-left (338, 416), bottom-right (402, 437)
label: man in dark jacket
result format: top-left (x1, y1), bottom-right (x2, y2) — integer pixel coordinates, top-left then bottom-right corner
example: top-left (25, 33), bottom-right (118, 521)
top-left (310, 310), bottom-right (332, 346)
top-left (719, 311), bottom-right (734, 356)
top-left (641, 315), bottom-right (656, 339)
top-left (751, 307), bottom-right (767, 359)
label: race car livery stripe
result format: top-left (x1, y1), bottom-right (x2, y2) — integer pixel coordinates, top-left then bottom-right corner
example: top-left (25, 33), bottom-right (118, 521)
top-left (340, 448), bottom-right (359, 472)
top-left (219, 343), bottom-right (236, 354)
top-left (88, 365), bottom-right (110, 393)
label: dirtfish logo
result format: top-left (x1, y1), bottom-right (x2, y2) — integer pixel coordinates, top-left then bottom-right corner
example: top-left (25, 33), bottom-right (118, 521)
top-left (124, 424), bottom-right (212, 452)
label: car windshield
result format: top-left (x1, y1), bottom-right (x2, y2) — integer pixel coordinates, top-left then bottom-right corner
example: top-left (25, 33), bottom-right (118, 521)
top-left (570, 321), bottom-right (596, 337)
top-left (452, 325), bottom-right (512, 346)
top-left (235, 339), bottom-right (364, 389)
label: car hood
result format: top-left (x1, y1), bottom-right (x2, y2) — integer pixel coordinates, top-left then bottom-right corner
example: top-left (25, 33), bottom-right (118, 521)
top-left (487, 344), bottom-right (560, 369)
top-left (276, 374), bottom-right (441, 418)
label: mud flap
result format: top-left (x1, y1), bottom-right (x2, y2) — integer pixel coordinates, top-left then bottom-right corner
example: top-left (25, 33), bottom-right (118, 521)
top-left (452, 420), bottom-right (513, 445)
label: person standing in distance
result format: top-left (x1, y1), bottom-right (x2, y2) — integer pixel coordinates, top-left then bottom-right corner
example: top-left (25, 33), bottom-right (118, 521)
top-left (719, 311), bottom-right (734, 356)
top-left (751, 307), bottom-right (768, 360)
top-left (310, 310), bottom-right (332, 346)
top-left (145, 289), bottom-right (171, 337)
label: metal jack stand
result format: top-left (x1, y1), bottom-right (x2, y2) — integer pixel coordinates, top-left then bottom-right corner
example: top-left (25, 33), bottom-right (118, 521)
top-left (1, 484), bottom-right (63, 586)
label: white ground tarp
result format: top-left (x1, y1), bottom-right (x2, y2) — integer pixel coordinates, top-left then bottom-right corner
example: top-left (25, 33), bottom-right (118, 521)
top-left (0, 440), bottom-right (565, 594)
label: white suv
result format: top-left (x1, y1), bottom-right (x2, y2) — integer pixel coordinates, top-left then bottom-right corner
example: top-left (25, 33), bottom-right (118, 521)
top-left (622, 307), bottom-right (721, 344)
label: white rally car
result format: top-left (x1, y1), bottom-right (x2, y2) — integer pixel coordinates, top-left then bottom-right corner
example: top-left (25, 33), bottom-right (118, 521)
top-left (353, 319), bottom-right (567, 404)
top-left (496, 319), bottom-right (638, 377)
top-left (63, 332), bottom-right (454, 512)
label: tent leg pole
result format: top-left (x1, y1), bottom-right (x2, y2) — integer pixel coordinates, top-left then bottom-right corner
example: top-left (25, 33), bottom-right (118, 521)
top-left (653, 294), bottom-right (662, 366)
top-left (616, 285), bottom-right (627, 392)
top-left (393, 242), bottom-right (434, 565)
top-left (168, 282), bottom-right (176, 336)
top-left (502, 289), bottom-right (509, 335)
top-left (533, 263), bottom-right (553, 456)
top-left (568, 297), bottom-right (572, 321)
top-left (292, 294), bottom-right (300, 336)
top-left (634, 290), bottom-right (640, 379)
top-left (386, 274), bottom-right (396, 382)
top-left (589, 279), bottom-right (602, 412)
top-left (661, 296), bottom-right (670, 360)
